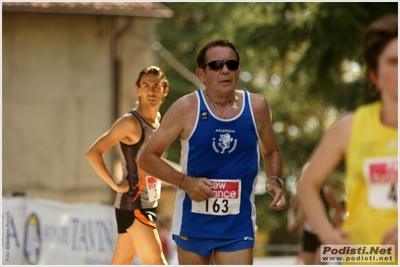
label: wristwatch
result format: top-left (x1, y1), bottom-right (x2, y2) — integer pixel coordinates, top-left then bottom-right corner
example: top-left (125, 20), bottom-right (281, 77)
top-left (268, 175), bottom-right (284, 188)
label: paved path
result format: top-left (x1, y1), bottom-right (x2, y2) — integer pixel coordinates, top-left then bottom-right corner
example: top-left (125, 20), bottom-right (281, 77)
top-left (254, 255), bottom-right (298, 265)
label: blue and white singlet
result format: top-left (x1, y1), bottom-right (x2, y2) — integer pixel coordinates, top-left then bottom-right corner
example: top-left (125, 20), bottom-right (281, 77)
top-left (172, 89), bottom-right (260, 239)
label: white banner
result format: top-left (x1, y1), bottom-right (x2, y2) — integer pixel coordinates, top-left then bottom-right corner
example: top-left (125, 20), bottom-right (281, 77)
top-left (2, 197), bottom-right (118, 265)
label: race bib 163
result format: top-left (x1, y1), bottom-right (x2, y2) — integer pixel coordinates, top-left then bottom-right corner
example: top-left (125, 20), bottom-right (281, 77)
top-left (191, 179), bottom-right (241, 216)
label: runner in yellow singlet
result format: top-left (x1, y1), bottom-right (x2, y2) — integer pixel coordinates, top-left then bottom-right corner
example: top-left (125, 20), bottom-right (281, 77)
top-left (298, 15), bottom-right (398, 265)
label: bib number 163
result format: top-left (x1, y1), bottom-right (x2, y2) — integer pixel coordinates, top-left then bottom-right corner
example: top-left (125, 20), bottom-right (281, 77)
top-left (205, 199), bottom-right (229, 213)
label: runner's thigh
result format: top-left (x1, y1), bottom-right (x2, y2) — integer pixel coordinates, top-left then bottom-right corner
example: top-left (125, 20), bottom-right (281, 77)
top-left (214, 248), bottom-right (253, 265)
top-left (110, 233), bottom-right (136, 265)
top-left (176, 245), bottom-right (211, 265)
top-left (127, 220), bottom-right (166, 265)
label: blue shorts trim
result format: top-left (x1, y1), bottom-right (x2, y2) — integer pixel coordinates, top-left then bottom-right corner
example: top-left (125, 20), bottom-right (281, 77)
top-left (173, 234), bottom-right (254, 258)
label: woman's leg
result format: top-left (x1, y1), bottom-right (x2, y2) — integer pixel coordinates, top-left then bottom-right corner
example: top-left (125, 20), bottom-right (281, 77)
top-left (127, 220), bottom-right (168, 265)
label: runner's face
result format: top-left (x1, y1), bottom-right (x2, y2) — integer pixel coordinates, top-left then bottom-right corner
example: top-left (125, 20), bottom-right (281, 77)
top-left (197, 46), bottom-right (240, 94)
top-left (136, 74), bottom-right (167, 106)
top-left (375, 38), bottom-right (398, 100)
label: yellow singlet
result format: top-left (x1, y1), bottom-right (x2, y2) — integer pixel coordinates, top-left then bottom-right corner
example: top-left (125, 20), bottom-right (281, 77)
top-left (344, 101), bottom-right (398, 265)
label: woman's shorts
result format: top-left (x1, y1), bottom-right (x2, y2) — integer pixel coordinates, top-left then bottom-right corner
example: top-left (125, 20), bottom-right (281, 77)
top-left (115, 208), bottom-right (157, 233)
top-left (173, 234), bottom-right (254, 258)
top-left (302, 229), bottom-right (321, 252)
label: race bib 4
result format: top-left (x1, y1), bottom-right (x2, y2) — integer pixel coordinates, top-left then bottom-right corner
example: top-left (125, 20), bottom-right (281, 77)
top-left (363, 157), bottom-right (397, 209)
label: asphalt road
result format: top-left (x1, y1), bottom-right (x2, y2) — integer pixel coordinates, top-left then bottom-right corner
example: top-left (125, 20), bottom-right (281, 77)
top-left (253, 255), bottom-right (298, 265)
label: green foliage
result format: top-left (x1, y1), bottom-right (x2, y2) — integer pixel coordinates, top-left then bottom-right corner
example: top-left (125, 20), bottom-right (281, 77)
top-left (156, 2), bottom-right (397, 254)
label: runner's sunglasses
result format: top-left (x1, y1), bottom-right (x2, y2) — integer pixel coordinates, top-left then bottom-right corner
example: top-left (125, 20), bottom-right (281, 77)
top-left (205, 60), bottom-right (240, 71)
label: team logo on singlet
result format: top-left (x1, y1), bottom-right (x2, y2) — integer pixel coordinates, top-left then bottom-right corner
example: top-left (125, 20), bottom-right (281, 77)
top-left (201, 110), bottom-right (208, 120)
top-left (212, 129), bottom-right (238, 154)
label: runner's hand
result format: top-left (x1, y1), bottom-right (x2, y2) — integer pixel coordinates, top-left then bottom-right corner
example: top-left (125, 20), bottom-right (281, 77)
top-left (266, 180), bottom-right (287, 210)
top-left (182, 177), bottom-right (214, 202)
top-left (382, 226), bottom-right (398, 251)
top-left (114, 179), bottom-right (130, 194)
top-left (321, 228), bottom-right (350, 245)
